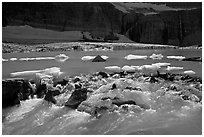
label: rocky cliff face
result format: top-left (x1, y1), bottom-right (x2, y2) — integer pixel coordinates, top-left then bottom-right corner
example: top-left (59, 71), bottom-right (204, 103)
top-left (2, 2), bottom-right (202, 46)
top-left (121, 8), bottom-right (202, 46)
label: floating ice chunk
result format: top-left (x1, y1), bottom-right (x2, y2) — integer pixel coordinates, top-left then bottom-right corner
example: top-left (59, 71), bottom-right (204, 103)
top-left (10, 58), bottom-right (18, 61)
top-left (152, 62), bottom-right (171, 67)
top-left (122, 65), bottom-right (135, 72)
top-left (55, 54), bottom-right (69, 62)
top-left (35, 57), bottom-right (55, 60)
top-left (36, 73), bottom-right (53, 79)
top-left (11, 67), bottom-right (63, 78)
top-left (19, 57), bottom-right (55, 61)
top-left (101, 56), bottom-right (109, 60)
top-left (105, 66), bottom-right (121, 72)
top-left (124, 54), bottom-right (147, 60)
top-left (2, 58), bottom-right (9, 62)
top-left (166, 66), bottom-right (183, 71)
top-left (19, 57), bottom-right (36, 61)
top-left (183, 70), bottom-right (196, 75)
top-left (141, 64), bottom-right (160, 71)
top-left (81, 56), bottom-right (95, 61)
top-left (167, 56), bottom-right (185, 60)
top-left (41, 67), bottom-right (63, 77)
top-left (11, 70), bottom-right (42, 77)
top-left (149, 53), bottom-right (163, 60)
top-left (130, 66), bottom-right (141, 71)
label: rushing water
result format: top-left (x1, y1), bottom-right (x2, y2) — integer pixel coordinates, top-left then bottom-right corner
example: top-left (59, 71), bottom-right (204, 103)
top-left (2, 49), bottom-right (202, 135)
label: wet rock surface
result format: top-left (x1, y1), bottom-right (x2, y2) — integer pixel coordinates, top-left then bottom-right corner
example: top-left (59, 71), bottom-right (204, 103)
top-left (2, 78), bottom-right (34, 108)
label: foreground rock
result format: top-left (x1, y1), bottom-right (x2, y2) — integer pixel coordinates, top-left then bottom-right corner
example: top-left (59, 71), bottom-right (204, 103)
top-left (2, 78), bottom-right (34, 108)
top-left (65, 88), bottom-right (90, 109)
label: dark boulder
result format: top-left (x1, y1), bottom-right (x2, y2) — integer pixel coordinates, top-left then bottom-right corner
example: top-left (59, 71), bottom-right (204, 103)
top-left (35, 83), bottom-right (47, 98)
top-left (2, 78), bottom-right (33, 108)
top-left (111, 83), bottom-right (117, 90)
top-left (97, 71), bottom-right (109, 78)
top-left (92, 55), bottom-right (106, 62)
top-left (44, 90), bottom-right (57, 104)
top-left (56, 79), bottom-right (69, 86)
top-left (65, 88), bottom-right (89, 109)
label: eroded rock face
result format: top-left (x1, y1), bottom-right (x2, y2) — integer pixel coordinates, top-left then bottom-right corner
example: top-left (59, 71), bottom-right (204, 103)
top-left (121, 8), bottom-right (202, 46)
top-left (2, 78), bottom-right (34, 108)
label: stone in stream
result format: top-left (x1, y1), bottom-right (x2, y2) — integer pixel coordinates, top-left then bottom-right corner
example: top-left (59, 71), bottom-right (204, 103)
top-left (44, 87), bottom-right (61, 104)
top-left (35, 83), bottom-right (47, 98)
top-left (2, 78), bottom-right (34, 108)
top-left (65, 88), bottom-right (90, 109)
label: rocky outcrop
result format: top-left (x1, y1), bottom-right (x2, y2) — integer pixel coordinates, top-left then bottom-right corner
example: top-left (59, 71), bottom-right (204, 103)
top-left (121, 8), bottom-right (202, 46)
top-left (65, 88), bottom-right (89, 109)
top-left (2, 78), bottom-right (34, 108)
top-left (2, 2), bottom-right (201, 46)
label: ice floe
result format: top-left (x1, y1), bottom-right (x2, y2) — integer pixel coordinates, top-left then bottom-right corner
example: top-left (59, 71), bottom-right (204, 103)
top-left (11, 67), bottom-right (63, 78)
top-left (183, 70), bottom-right (196, 75)
top-left (105, 66), bottom-right (121, 72)
top-left (124, 54), bottom-right (148, 60)
top-left (121, 65), bottom-right (135, 72)
top-left (10, 58), bottom-right (18, 61)
top-left (55, 54), bottom-right (69, 62)
top-left (2, 58), bottom-right (9, 62)
top-left (152, 62), bottom-right (171, 67)
top-left (149, 53), bottom-right (163, 60)
top-left (166, 66), bottom-right (183, 71)
top-left (81, 56), bottom-right (95, 61)
top-left (167, 56), bottom-right (185, 60)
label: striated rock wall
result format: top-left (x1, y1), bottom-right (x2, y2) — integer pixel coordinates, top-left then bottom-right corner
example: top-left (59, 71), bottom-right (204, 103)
top-left (121, 8), bottom-right (202, 46)
top-left (2, 2), bottom-right (202, 46)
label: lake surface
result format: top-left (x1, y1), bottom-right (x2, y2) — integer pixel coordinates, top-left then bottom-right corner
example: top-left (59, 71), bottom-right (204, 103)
top-left (2, 49), bottom-right (202, 135)
top-left (2, 49), bottom-right (202, 79)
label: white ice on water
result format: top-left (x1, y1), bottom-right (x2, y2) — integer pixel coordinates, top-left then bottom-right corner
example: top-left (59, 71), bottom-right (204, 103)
top-left (167, 56), bottom-right (185, 60)
top-left (124, 54), bottom-right (148, 60)
top-left (10, 67), bottom-right (63, 78)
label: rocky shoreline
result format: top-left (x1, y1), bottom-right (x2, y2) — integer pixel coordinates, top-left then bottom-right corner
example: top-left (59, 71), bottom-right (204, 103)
top-left (2, 42), bottom-right (182, 54)
top-left (3, 70), bottom-right (202, 118)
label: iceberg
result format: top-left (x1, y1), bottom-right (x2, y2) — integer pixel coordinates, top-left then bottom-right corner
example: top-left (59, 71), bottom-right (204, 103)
top-left (2, 58), bottom-right (9, 62)
top-left (124, 54), bottom-right (147, 60)
top-left (166, 66), bottom-right (183, 71)
top-left (167, 56), bottom-right (185, 60)
top-left (10, 58), bottom-right (18, 61)
top-left (101, 56), bottom-right (109, 60)
top-left (11, 67), bottom-right (63, 78)
top-left (55, 54), bottom-right (69, 62)
top-left (105, 66), bottom-right (121, 72)
top-left (19, 57), bottom-right (55, 61)
top-left (184, 70), bottom-right (196, 75)
top-left (81, 56), bottom-right (95, 61)
top-left (149, 53), bottom-right (163, 60)
top-left (152, 62), bottom-right (171, 67)
top-left (121, 65), bottom-right (135, 72)
top-left (142, 64), bottom-right (161, 71)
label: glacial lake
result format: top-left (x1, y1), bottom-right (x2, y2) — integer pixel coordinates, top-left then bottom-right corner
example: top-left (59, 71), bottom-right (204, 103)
top-left (2, 49), bottom-right (202, 79)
